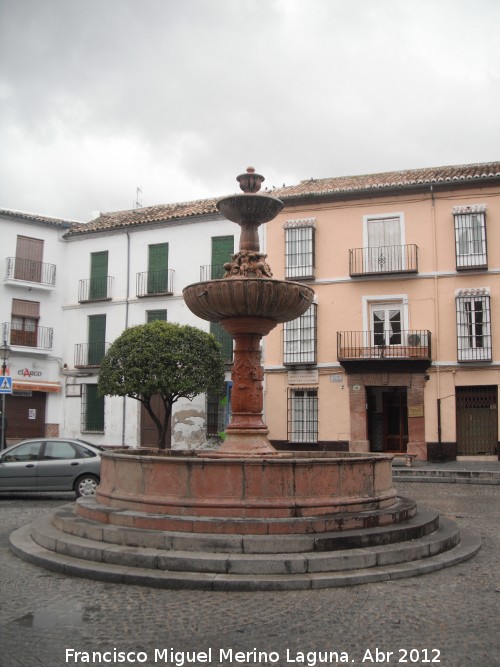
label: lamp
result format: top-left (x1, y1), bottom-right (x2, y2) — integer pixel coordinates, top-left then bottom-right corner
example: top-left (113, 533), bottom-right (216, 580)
top-left (0, 337), bottom-right (12, 451)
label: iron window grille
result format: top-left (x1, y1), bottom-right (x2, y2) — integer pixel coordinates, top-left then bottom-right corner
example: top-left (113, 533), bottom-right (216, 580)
top-left (456, 290), bottom-right (492, 362)
top-left (146, 309), bottom-right (167, 322)
top-left (81, 384), bottom-right (105, 434)
top-left (285, 225), bottom-right (315, 279)
top-left (287, 387), bottom-right (318, 443)
top-left (283, 303), bottom-right (317, 365)
top-left (206, 382), bottom-right (232, 437)
top-left (454, 209), bottom-right (487, 270)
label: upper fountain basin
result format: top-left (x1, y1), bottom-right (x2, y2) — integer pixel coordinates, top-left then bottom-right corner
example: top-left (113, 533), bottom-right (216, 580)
top-left (183, 278), bottom-right (315, 324)
top-left (217, 193), bottom-right (284, 226)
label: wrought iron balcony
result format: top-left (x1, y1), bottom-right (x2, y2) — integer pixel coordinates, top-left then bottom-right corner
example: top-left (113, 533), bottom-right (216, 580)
top-left (136, 269), bottom-right (174, 297)
top-left (337, 330), bottom-right (431, 370)
top-left (5, 257), bottom-right (56, 286)
top-left (74, 342), bottom-right (110, 368)
top-left (349, 244), bottom-right (418, 277)
top-left (78, 277), bottom-right (113, 303)
top-left (1, 322), bottom-right (53, 349)
top-left (200, 264), bottom-right (226, 281)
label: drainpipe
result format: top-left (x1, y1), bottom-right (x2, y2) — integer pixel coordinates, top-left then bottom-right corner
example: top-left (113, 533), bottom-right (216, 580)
top-left (121, 231), bottom-right (131, 447)
top-left (430, 185), bottom-right (441, 452)
top-left (437, 398), bottom-right (442, 446)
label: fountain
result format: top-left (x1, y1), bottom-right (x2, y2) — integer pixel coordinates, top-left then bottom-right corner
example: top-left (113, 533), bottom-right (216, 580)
top-left (10, 169), bottom-right (480, 590)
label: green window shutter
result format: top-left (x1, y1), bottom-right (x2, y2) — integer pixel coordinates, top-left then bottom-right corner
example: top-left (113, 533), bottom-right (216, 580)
top-left (88, 315), bottom-right (106, 365)
top-left (210, 322), bottom-right (233, 363)
top-left (211, 236), bottom-right (233, 279)
top-left (147, 309), bottom-right (167, 322)
top-left (90, 251), bottom-right (108, 300)
top-left (148, 243), bottom-right (169, 293)
top-left (85, 384), bottom-right (104, 432)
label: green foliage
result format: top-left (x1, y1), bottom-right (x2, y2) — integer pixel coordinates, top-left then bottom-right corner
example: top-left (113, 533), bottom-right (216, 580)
top-left (98, 321), bottom-right (225, 448)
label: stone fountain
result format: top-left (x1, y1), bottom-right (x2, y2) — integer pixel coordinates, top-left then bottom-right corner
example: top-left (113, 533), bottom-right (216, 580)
top-left (9, 169), bottom-right (480, 590)
top-left (183, 166), bottom-right (315, 456)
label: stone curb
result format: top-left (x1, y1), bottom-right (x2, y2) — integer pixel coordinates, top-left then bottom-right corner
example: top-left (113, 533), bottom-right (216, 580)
top-left (393, 469), bottom-right (500, 485)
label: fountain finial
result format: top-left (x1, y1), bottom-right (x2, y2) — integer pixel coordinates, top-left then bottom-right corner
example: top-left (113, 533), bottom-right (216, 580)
top-left (237, 167), bottom-right (265, 193)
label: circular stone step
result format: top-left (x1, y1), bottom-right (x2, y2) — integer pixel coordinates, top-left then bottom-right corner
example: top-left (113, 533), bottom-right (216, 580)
top-left (9, 504), bottom-right (481, 591)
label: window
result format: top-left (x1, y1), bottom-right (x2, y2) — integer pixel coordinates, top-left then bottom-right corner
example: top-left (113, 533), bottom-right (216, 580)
top-left (14, 236), bottom-right (43, 282)
top-left (88, 315), bottom-right (106, 366)
top-left (371, 303), bottom-right (402, 346)
top-left (89, 251), bottom-right (109, 300)
top-left (206, 382), bottom-right (232, 437)
top-left (11, 299), bottom-right (39, 347)
top-left (211, 236), bottom-right (234, 279)
top-left (283, 304), bottom-right (317, 365)
top-left (147, 309), bottom-right (167, 322)
top-left (210, 322), bottom-right (233, 363)
top-left (288, 387), bottom-right (318, 443)
top-left (456, 288), bottom-right (492, 361)
top-left (82, 384), bottom-right (105, 433)
top-left (365, 214), bottom-right (404, 273)
top-left (147, 243), bottom-right (170, 294)
top-left (284, 219), bottom-right (315, 279)
top-left (453, 205), bottom-right (487, 269)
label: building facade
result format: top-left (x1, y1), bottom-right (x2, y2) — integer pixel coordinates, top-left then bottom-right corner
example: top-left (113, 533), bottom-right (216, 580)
top-left (1, 202), bottom-right (238, 449)
top-left (3, 161), bottom-right (500, 461)
top-left (263, 162), bottom-right (500, 461)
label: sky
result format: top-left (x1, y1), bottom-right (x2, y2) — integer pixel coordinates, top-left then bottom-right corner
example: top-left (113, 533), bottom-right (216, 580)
top-left (1, 0), bottom-right (499, 222)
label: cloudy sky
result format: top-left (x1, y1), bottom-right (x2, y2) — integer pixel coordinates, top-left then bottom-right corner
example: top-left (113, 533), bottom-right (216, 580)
top-left (1, 0), bottom-right (499, 222)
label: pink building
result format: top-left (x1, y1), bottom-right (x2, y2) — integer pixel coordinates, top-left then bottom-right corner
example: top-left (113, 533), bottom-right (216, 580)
top-left (264, 162), bottom-right (500, 461)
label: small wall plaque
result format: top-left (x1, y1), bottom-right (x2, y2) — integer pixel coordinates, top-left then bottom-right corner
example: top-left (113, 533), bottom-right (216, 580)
top-left (66, 384), bottom-right (82, 397)
top-left (288, 370), bottom-right (319, 385)
top-left (408, 405), bottom-right (424, 418)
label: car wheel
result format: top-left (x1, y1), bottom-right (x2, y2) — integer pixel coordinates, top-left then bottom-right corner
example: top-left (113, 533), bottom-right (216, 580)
top-left (74, 474), bottom-right (99, 498)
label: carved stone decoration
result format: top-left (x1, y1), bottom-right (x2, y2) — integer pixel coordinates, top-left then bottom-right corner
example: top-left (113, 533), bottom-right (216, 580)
top-left (223, 250), bottom-right (273, 278)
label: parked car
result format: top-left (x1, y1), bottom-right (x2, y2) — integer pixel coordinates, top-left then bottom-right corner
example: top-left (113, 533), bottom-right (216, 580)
top-left (0, 438), bottom-right (104, 497)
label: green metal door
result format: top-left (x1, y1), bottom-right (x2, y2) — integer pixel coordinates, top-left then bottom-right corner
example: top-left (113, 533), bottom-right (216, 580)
top-left (84, 384), bottom-right (105, 433)
top-left (211, 236), bottom-right (233, 279)
top-left (456, 386), bottom-right (498, 455)
top-left (90, 251), bottom-right (108, 300)
top-left (148, 243), bottom-right (169, 294)
top-left (88, 315), bottom-right (106, 366)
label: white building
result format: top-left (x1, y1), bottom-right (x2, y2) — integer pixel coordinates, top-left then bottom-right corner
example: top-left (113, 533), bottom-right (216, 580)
top-left (1, 200), bottom-right (243, 449)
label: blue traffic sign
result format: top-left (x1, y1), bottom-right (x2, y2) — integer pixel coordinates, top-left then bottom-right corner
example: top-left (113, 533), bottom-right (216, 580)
top-left (0, 376), bottom-right (12, 394)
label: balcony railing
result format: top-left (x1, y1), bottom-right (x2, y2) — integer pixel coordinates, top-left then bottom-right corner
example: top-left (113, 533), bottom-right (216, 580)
top-left (78, 276), bottom-right (113, 302)
top-left (5, 257), bottom-right (56, 285)
top-left (200, 265), bottom-right (225, 281)
top-left (337, 330), bottom-right (431, 361)
top-left (136, 269), bottom-right (174, 297)
top-left (74, 342), bottom-right (110, 368)
top-left (1, 322), bottom-right (53, 349)
top-left (349, 245), bottom-right (418, 277)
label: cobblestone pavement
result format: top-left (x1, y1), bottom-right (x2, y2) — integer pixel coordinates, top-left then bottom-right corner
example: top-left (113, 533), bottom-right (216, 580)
top-left (0, 483), bottom-right (498, 667)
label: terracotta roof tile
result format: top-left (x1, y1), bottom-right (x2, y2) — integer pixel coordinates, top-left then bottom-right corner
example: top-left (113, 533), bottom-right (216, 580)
top-left (270, 161), bottom-right (500, 200)
top-left (0, 208), bottom-right (75, 227)
top-left (62, 161), bottom-right (500, 237)
top-left (65, 198), bottom-right (220, 236)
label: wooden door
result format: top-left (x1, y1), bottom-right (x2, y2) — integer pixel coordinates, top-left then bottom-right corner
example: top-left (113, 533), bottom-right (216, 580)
top-left (383, 390), bottom-right (408, 452)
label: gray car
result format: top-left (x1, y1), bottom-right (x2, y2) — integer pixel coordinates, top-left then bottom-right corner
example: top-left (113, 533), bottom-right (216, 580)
top-left (0, 438), bottom-right (103, 497)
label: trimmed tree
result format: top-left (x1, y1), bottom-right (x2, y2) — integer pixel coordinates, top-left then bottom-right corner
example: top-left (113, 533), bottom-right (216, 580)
top-left (98, 321), bottom-right (225, 449)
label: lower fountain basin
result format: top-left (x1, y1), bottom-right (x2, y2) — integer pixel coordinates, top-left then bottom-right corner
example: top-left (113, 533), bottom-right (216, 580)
top-left (81, 450), bottom-right (398, 534)
top-left (182, 278), bottom-right (314, 324)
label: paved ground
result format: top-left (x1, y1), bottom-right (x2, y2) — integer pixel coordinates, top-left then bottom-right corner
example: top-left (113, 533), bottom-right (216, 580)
top-left (0, 482), bottom-right (499, 667)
